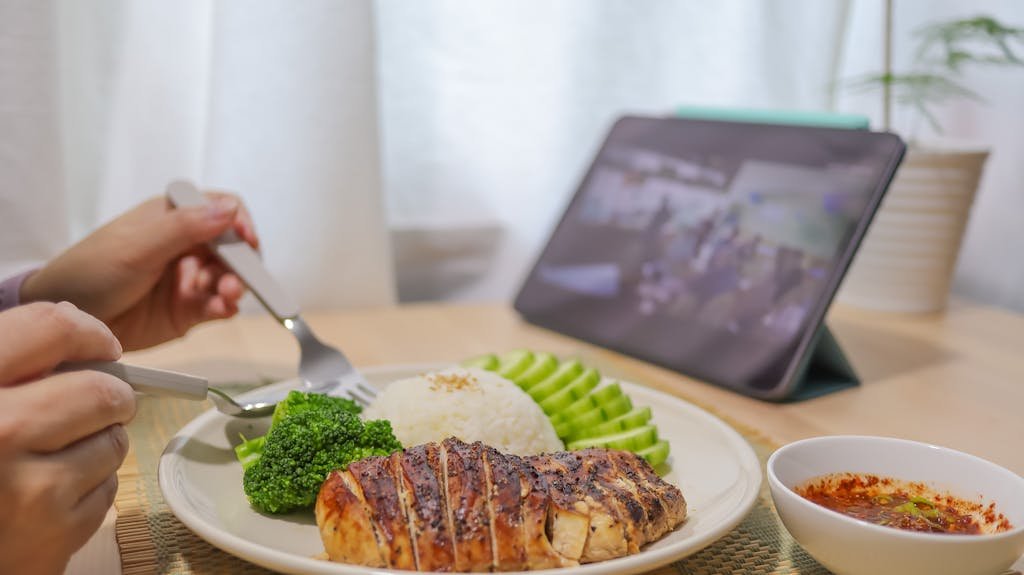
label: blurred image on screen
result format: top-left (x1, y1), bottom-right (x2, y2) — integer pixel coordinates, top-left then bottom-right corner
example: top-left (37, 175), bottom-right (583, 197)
top-left (531, 142), bottom-right (879, 390)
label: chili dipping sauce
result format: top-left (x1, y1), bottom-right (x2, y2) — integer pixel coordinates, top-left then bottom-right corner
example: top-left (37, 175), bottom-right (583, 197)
top-left (794, 473), bottom-right (1013, 535)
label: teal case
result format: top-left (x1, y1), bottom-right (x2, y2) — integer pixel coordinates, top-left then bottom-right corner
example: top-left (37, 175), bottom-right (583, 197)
top-left (783, 325), bottom-right (860, 401)
top-left (674, 105), bottom-right (871, 130)
top-left (674, 106), bottom-right (867, 401)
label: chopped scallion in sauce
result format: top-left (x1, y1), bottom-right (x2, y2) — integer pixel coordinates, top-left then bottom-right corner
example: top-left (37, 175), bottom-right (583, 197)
top-left (795, 473), bottom-right (1012, 535)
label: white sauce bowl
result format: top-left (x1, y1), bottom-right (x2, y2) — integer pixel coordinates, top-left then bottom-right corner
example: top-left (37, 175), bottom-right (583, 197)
top-left (767, 435), bottom-right (1024, 575)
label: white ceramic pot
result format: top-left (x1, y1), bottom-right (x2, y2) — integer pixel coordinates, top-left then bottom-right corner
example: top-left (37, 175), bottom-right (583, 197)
top-left (838, 142), bottom-right (989, 313)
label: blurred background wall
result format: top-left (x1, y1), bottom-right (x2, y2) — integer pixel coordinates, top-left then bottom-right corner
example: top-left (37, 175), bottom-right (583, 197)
top-left (1, 0), bottom-right (1021, 311)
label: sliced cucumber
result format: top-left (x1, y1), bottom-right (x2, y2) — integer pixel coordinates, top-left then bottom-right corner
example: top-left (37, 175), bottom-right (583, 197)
top-left (538, 369), bottom-right (601, 415)
top-left (554, 419), bottom-right (573, 439)
top-left (461, 353), bottom-right (499, 370)
top-left (567, 424), bottom-right (658, 451)
top-left (551, 382), bottom-right (623, 425)
top-left (561, 409), bottom-right (604, 436)
top-left (460, 349), bottom-right (671, 468)
top-left (591, 383), bottom-right (623, 405)
top-left (524, 359), bottom-right (583, 395)
top-left (636, 440), bottom-right (670, 467)
top-left (513, 352), bottom-right (558, 389)
top-left (561, 394), bottom-right (633, 439)
top-left (531, 366), bottom-right (597, 404)
top-left (496, 349), bottom-right (534, 380)
top-left (568, 407), bottom-right (651, 442)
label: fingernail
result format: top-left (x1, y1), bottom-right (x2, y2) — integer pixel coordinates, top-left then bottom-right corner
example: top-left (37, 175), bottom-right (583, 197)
top-left (205, 197), bottom-right (238, 221)
top-left (56, 300), bottom-right (78, 311)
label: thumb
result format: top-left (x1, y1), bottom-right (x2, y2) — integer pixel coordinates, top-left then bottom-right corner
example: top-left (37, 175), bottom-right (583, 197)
top-left (147, 197), bottom-right (239, 262)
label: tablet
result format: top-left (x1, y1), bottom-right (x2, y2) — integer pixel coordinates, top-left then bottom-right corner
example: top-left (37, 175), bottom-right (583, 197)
top-left (513, 115), bottom-right (905, 400)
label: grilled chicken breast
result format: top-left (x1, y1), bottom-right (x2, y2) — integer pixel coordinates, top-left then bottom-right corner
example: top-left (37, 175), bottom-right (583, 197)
top-left (316, 438), bottom-right (686, 572)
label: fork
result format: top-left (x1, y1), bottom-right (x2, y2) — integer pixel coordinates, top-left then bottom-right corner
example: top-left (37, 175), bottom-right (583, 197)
top-left (165, 180), bottom-right (377, 407)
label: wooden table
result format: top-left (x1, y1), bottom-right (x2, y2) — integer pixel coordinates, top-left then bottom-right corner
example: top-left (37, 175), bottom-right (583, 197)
top-left (73, 299), bottom-right (1022, 574)
top-left (126, 299), bottom-right (1024, 476)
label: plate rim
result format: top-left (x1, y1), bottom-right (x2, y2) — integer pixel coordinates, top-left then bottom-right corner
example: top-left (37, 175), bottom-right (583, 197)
top-left (157, 363), bottom-right (763, 575)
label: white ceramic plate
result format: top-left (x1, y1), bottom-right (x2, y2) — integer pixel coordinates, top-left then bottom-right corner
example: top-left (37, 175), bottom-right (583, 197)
top-left (158, 364), bottom-right (762, 575)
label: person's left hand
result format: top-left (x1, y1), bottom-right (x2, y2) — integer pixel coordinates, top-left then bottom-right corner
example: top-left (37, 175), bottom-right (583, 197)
top-left (20, 192), bottom-right (259, 351)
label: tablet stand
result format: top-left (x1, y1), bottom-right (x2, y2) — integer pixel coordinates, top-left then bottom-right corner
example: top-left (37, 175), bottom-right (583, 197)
top-left (786, 323), bottom-right (859, 401)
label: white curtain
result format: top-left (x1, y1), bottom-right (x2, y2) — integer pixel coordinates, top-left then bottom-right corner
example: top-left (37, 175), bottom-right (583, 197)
top-left (2, 0), bottom-right (395, 311)
top-left (2, 0), bottom-right (1022, 310)
top-left (0, 1), bottom-right (70, 274)
top-left (378, 0), bottom-right (851, 301)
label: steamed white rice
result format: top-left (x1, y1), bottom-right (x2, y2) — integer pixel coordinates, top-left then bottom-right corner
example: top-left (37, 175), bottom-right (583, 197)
top-left (363, 367), bottom-right (563, 455)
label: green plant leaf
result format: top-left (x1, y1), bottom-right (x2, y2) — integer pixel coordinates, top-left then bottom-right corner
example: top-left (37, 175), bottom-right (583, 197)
top-left (846, 73), bottom-right (980, 101)
top-left (844, 72), bottom-right (983, 135)
top-left (916, 15), bottom-right (1024, 71)
top-left (839, 14), bottom-right (1020, 135)
top-left (911, 100), bottom-right (942, 134)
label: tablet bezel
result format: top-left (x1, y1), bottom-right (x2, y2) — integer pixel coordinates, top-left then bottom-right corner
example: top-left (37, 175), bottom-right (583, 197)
top-left (513, 115), bottom-right (905, 400)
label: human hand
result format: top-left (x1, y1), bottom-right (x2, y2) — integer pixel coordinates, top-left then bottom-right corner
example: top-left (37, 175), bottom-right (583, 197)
top-left (0, 302), bottom-right (136, 575)
top-left (20, 192), bottom-right (260, 351)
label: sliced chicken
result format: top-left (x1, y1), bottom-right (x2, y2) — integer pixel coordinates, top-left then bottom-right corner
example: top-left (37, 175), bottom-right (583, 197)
top-left (347, 455), bottom-right (416, 570)
top-left (579, 447), bottom-right (669, 543)
top-left (315, 469), bottom-right (385, 567)
top-left (481, 445), bottom-right (527, 571)
top-left (393, 443), bottom-right (455, 571)
top-left (316, 438), bottom-right (687, 572)
top-left (606, 449), bottom-right (688, 531)
top-left (442, 438), bottom-right (494, 572)
top-left (548, 451), bottom-right (644, 558)
top-left (512, 454), bottom-right (577, 570)
top-left (529, 453), bottom-right (616, 562)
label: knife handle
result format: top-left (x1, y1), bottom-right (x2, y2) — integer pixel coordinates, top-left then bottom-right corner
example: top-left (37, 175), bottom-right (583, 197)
top-left (165, 180), bottom-right (300, 322)
top-left (61, 361), bottom-right (209, 400)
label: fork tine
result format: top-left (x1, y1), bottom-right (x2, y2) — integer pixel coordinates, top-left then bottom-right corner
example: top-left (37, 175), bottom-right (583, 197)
top-left (336, 384), bottom-right (375, 407)
top-left (351, 390), bottom-right (375, 407)
top-left (355, 381), bottom-right (378, 398)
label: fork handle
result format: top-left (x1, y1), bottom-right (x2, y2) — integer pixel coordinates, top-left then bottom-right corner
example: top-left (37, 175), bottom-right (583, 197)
top-left (166, 180), bottom-right (301, 322)
top-left (60, 361), bottom-right (210, 400)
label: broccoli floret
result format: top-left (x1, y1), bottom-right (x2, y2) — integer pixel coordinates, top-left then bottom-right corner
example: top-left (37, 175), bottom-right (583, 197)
top-left (270, 389), bottom-right (361, 427)
top-left (233, 390), bottom-right (398, 514)
top-left (242, 409), bottom-right (402, 514)
top-left (361, 419), bottom-right (403, 451)
top-left (235, 434), bottom-right (266, 471)
top-left (232, 391), bottom-right (360, 470)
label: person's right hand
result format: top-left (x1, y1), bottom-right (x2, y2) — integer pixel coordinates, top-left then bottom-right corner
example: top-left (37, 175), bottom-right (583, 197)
top-left (0, 302), bottom-right (137, 575)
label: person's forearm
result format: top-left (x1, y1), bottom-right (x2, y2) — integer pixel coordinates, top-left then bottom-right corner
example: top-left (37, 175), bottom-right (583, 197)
top-left (0, 269), bottom-right (36, 312)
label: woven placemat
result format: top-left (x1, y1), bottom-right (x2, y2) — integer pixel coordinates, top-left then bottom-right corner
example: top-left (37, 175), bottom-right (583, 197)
top-left (115, 385), bottom-right (830, 575)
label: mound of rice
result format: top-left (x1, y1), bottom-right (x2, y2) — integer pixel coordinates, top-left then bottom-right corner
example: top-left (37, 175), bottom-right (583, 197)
top-left (362, 367), bottom-right (563, 456)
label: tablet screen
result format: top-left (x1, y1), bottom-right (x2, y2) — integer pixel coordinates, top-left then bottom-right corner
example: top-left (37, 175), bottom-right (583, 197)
top-left (514, 116), bottom-right (904, 398)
